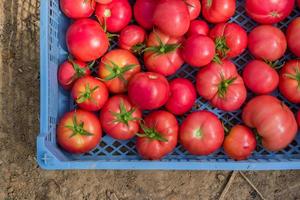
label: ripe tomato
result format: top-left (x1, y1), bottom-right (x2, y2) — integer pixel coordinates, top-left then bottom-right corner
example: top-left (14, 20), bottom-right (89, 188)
top-left (298, 0), bottom-right (300, 8)
top-left (153, 0), bottom-right (190, 37)
top-left (279, 60), bottom-right (300, 103)
top-left (118, 25), bottom-right (146, 54)
top-left (144, 30), bottom-right (183, 76)
top-left (187, 20), bottom-right (209, 37)
top-left (58, 58), bottom-right (92, 90)
top-left (60, 0), bottom-right (95, 19)
top-left (223, 125), bottom-right (256, 161)
top-left (136, 110), bottom-right (178, 160)
top-left (186, 0), bottom-right (201, 20)
top-left (95, 0), bottom-right (132, 33)
top-left (165, 78), bottom-right (197, 115)
top-left (96, 0), bottom-right (112, 4)
top-left (181, 35), bottom-right (215, 68)
top-left (66, 19), bottom-right (109, 62)
top-left (201, 0), bottom-right (236, 23)
top-left (196, 60), bottom-right (247, 111)
top-left (100, 95), bottom-right (142, 140)
top-left (242, 95), bottom-right (297, 151)
top-left (57, 110), bottom-right (102, 154)
top-left (71, 76), bottom-right (109, 111)
top-left (128, 72), bottom-right (170, 110)
top-left (297, 110), bottom-right (300, 127)
top-left (209, 22), bottom-right (247, 58)
top-left (248, 25), bottom-right (287, 61)
top-left (242, 60), bottom-right (279, 94)
top-left (286, 17), bottom-right (300, 57)
top-left (134, 0), bottom-right (158, 30)
top-left (98, 49), bottom-right (141, 94)
top-left (245, 0), bottom-right (294, 24)
top-left (180, 111), bottom-right (224, 155)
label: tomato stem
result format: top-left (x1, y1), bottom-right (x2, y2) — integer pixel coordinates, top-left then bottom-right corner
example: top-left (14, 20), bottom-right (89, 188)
top-left (284, 66), bottom-right (300, 88)
top-left (137, 123), bottom-right (168, 142)
top-left (131, 43), bottom-right (146, 55)
top-left (110, 100), bottom-right (140, 126)
top-left (217, 74), bottom-right (237, 98)
top-left (76, 83), bottom-right (99, 104)
top-left (65, 112), bottom-right (93, 138)
top-left (66, 56), bottom-right (93, 85)
top-left (215, 36), bottom-right (230, 58)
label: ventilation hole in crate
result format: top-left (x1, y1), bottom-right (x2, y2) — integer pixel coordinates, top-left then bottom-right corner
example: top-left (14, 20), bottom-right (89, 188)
top-left (112, 151), bottom-right (121, 156)
top-left (284, 145), bottom-right (292, 152)
top-left (105, 146), bottom-right (114, 153)
top-left (256, 145), bottom-right (263, 153)
top-left (112, 141), bottom-right (121, 148)
top-left (275, 151), bottom-right (284, 155)
top-left (127, 150), bottom-right (136, 156)
top-left (291, 140), bottom-right (298, 147)
top-left (97, 152), bottom-right (106, 156)
top-left (120, 146), bottom-right (129, 153)
top-left (92, 148), bottom-right (100, 154)
top-left (171, 151), bottom-right (179, 156)
top-left (261, 150), bottom-right (269, 155)
top-left (236, 6), bottom-right (244, 13)
top-left (99, 141), bottom-right (107, 148)
top-left (126, 141), bottom-right (135, 149)
top-left (84, 152), bottom-right (92, 156)
top-left (235, 15), bottom-right (246, 23)
top-left (244, 21), bottom-right (255, 30)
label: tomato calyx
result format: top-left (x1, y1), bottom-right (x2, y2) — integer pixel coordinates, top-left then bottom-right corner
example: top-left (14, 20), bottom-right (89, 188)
top-left (218, 75), bottom-right (237, 98)
top-left (131, 43), bottom-right (146, 55)
top-left (215, 36), bottom-right (230, 58)
top-left (284, 66), bottom-right (300, 88)
top-left (269, 11), bottom-right (280, 18)
top-left (67, 57), bottom-right (95, 85)
top-left (101, 60), bottom-right (137, 83)
top-left (65, 113), bottom-right (93, 138)
top-left (76, 83), bottom-right (99, 104)
top-left (97, 15), bottom-right (119, 42)
top-left (137, 123), bottom-right (168, 142)
top-left (264, 60), bottom-right (283, 70)
top-left (194, 128), bottom-right (203, 138)
top-left (206, 0), bottom-right (212, 7)
top-left (110, 100), bottom-right (140, 126)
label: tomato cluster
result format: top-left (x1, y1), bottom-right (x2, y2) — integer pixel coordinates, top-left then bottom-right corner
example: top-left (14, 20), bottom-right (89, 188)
top-left (57, 0), bottom-right (300, 161)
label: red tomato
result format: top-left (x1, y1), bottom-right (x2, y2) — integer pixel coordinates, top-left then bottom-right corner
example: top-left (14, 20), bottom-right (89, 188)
top-left (136, 110), bottom-right (178, 160)
top-left (153, 0), bottom-right (190, 37)
top-left (298, 0), bottom-right (300, 8)
top-left (134, 0), bottom-right (158, 30)
top-left (297, 110), bottom-right (300, 127)
top-left (279, 60), bottom-right (300, 103)
top-left (165, 78), bottom-right (197, 115)
top-left (187, 20), bottom-right (209, 37)
top-left (186, 0), bottom-right (201, 20)
top-left (286, 17), bottom-right (300, 57)
top-left (57, 110), bottom-right (102, 154)
top-left (96, 0), bottom-right (112, 4)
top-left (201, 0), bottom-right (236, 23)
top-left (128, 72), bottom-right (170, 110)
top-left (181, 35), bottom-right (215, 68)
top-left (245, 0), bottom-right (294, 24)
top-left (144, 30), bottom-right (183, 76)
top-left (248, 25), bottom-right (287, 61)
top-left (242, 60), bottom-right (279, 94)
top-left (98, 49), bottom-right (141, 93)
top-left (71, 76), bottom-right (109, 111)
top-left (66, 19), bottom-right (109, 62)
top-left (118, 25), bottom-right (146, 54)
top-left (242, 95), bottom-right (297, 151)
top-left (60, 0), bottom-right (95, 19)
top-left (100, 95), bottom-right (142, 140)
top-left (180, 111), bottom-right (224, 155)
top-left (58, 59), bottom-right (92, 90)
top-left (196, 60), bottom-right (247, 111)
top-left (223, 125), bottom-right (256, 161)
top-left (95, 0), bottom-right (132, 33)
top-left (209, 22), bottom-right (247, 58)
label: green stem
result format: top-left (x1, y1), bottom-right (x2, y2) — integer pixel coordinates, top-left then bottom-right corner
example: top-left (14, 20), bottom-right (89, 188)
top-left (110, 100), bottom-right (140, 126)
top-left (65, 113), bottom-right (93, 138)
top-left (137, 123), bottom-right (168, 142)
top-left (218, 75), bottom-right (237, 98)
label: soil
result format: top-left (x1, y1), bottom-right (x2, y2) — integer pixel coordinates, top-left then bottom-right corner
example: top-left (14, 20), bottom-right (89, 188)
top-left (0, 0), bottom-right (300, 200)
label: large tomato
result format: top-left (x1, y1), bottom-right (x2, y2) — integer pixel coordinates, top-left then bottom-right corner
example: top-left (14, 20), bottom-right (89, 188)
top-left (96, 0), bottom-right (112, 4)
top-left (98, 49), bottom-right (141, 93)
top-left (186, 0), bottom-right (201, 20)
top-left (66, 19), bottom-right (109, 62)
top-left (209, 22), bottom-right (247, 58)
top-left (196, 60), bottom-right (247, 111)
top-left (100, 95), bottom-right (142, 140)
top-left (248, 25), bottom-right (287, 61)
top-left (144, 30), bottom-right (183, 76)
top-left (180, 111), bottom-right (224, 155)
top-left (245, 0), bottom-right (294, 24)
top-left (60, 0), bottom-right (96, 19)
top-left (187, 20), bottom-right (209, 37)
top-left (279, 60), bottom-right (300, 103)
top-left (95, 0), bottom-right (132, 33)
top-left (181, 35), bottom-right (215, 68)
top-left (136, 110), bottom-right (178, 160)
top-left (128, 72), bottom-right (170, 110)
top-left (298, 0), bottom-right (300, 8)
top-left (286, 17), bottom-right (300, 57)
top-left (201, 0), bottom-right (236, 23)
top-left (153, 0), bottom-right (190, 37)
top-left (134, 0), bottom-right (158, 30)
top-left (242, 95), bottom-right (297, 151)
top-left (243, 60), bottom-right (279, 94)
top-left (297, 110), bottom-right (300, 127)
top-left (57, 110), bottom-right (102, 154)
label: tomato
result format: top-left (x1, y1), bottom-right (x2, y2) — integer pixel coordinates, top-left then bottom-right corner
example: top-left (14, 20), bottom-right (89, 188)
top-left (136, 110), bottom-right (178, 160)
top-left (95, 0), bottom-right (132, 33)
top-left (57, 110), bottom-right (102, 154)
top-left (71, 76), bottom-right (109, 111)
top-left (134, 0), bottom-right (158, 30)
top-left (279, 60), bottom-right (300, 103)
top-left (98, 49), bottom-right (141, 94)
top-left (196, 60), bottom-right (247, 111)
top-left (66, 19), bottom-right (109, 62)
top-left (209, 22), bottom-right (247, 58)
top-left (187, 20), bottom-right (209, 37)
top-left (180, 111), bottom-right (224, 155)
top-left (144, 30), bottom-right (183, 76)
top-left (223, 125), bottom-right (256, 161)
top-left (128, 72), bottom-right (170, 110)
top-left (95, 0), bottom-right (112, 4)
top-left (100, 95), bottom-right (142, 140)
top-left (242, 95), bottom-right (297, 151)
top-left (186, 0), bottom-right (201, 20)
top-left (245, 0), bottom-right (294, 24)
top-left (181, 35), bottom-right (215, 68)
top-left (242, 60), bottom-right (279, 94)
top-left (60, 0), bottom-right (95, 19)
top-left (201, 0), bottom-right (236, 23)
top-left (297, 110), bottom-right (300, 127)
top-left (118, 25), bottom-right (147, 54)
top-left (286, 17), bottom-right (300, 57)
top-left (58, 58), bottom-right (92, 90)
top-left (298, 0), bottom-right (300, 8)
top-left (248, 25), bottom-right (287, 61)
top-left (153, 0), bottom-right (190, 37)
top-left (165, 78), bottom-right (197, 115)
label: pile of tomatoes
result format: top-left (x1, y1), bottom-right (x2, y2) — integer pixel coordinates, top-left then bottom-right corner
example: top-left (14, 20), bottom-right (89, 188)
top-left (56, 0), bottom-right (300, 161)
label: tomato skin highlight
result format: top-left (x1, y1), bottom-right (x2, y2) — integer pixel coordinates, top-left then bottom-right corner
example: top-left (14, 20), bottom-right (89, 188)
top-left (201, 0), bottom-right (236, 23)
top-left (187, 20), bottom-right (210, 37)
top-left (286, 17), bottom-right (300, 57)
top-left (60, 0), bottom-right (96, 19)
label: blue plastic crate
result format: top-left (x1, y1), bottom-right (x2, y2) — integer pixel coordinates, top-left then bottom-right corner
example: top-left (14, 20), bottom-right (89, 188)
top-left (38, 0), bottom-right (300, 170)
